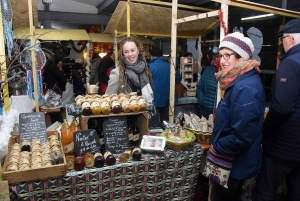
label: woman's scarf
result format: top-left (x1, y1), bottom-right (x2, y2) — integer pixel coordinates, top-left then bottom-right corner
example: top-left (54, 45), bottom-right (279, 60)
top-left (215, 60), bottom-right (261, 99)
top-left (123, 56), bottom-right (150, 90)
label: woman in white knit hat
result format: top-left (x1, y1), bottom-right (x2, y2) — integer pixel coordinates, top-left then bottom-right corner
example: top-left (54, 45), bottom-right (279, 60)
top-left (208, 32), bottom-right (266, 201)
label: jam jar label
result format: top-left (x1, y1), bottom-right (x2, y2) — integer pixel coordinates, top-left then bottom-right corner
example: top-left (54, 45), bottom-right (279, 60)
top-left (94, 152), bottom-right (103, 159)
top-left (99, 138), bottom-right (105, 145)
top-left (138, 98), bottom-right (146, 105)
top-left (91, 101), bottom-right (100, 108)
top-left (111, 100), bottom-right (121, 108)
top-left (128, 133), bottom-right (133, 141)
top-left (104, 151), bottom-right (112, 160)
top-left (81, 102), bottom-right (91, 110)
top-left (66, 155), bottom-right (74, 169)
top-left (133, 133), bottom-right (140, 141)
top-left (63, 142), bottom-right (74, 153)
top-left (101, 101), bottom-right (110, 108)
top-left (133, 147), bottom-right (141, 153)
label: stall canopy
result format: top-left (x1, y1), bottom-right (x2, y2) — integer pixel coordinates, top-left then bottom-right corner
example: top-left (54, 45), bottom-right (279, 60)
top-left (103, 1), bottom-right (219, 38)
top-left (13, 28), bottom-right (91, 41)
top-left (89, 33), bottom-right (154, 45)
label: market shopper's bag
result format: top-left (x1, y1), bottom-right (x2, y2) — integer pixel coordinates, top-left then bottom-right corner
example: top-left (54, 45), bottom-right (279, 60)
top-left (202, 145), bottom-right (234, 188)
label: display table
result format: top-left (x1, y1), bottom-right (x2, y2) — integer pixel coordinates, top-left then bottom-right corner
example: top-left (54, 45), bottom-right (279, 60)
top-left (9, 143), bottom-right (203, 201)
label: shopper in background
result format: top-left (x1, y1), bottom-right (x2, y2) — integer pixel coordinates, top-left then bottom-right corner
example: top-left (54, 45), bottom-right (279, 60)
top-left (105, 36), bottom-right (154, 113)
top-left (72, 63), bottom-right (86, 97)
top-left (89, 53), bottom-right (101, 85)
top-left (253, 19), bottom-right (300, 201)
top-left (195, 58), bottom-right (218, 119)
top-left (44, 57), bottom-right (66, 95)
top-left (149, 47), bottom-right (171, 127)
top-left (210, 32), bottom-right (265, 201)
top-left (98, 50), bottom-right (115, 95)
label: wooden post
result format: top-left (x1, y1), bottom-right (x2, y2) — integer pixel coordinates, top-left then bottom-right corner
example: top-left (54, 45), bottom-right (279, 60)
top-left (127, 0), bottom-right (131, 36)
top-left (0, 3), bottom-right (10, 113)
top-left (169, 0), bottom-right (178, 123)
top-left (28, 0), bottom-right (39, 112)
top-left (216, 3), bottom-right (228, 106)
top-left (114, 30), bottom-right (118, 66)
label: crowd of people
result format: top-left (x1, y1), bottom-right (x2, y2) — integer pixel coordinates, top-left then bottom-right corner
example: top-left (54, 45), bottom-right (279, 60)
top-left (39, 18), bottom-right (300, 200)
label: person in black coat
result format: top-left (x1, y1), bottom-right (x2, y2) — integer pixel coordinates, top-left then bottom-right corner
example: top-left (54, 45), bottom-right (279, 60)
top-left (72, 63), bottom-right (86, 97)
top-left (44, 58), bottom-right (66, 95)
top-left (98, 51), bottom-right (115, 94)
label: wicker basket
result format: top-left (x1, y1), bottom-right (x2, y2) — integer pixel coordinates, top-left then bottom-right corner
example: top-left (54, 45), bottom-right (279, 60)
top-left (161, 130), bottom-right (196, 151)
top-left (184, 126), bottom-right (212, 144)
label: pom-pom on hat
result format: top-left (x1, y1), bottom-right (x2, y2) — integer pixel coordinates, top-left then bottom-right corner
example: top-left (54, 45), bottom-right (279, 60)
top-left (277, 18), bottom-right (300, 37)
top-left (219, 32), bottom-right (254, 60)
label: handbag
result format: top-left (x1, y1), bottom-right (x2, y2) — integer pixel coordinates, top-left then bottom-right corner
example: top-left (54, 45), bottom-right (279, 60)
top-left (202, 144), bottom-right (234, 188)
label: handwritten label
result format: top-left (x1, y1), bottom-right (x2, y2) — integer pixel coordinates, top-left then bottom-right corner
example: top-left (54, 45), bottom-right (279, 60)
top-left (19, 112), bottom-right (47, 143)
top-left (103, 116), bottom-right (129, 154)
top-left (74, 129), bottom-right (101, 154)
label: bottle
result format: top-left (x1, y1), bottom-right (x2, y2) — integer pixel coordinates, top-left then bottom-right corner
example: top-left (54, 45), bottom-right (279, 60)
top-left (94, 152), bottom-right (105, 168)
top-left (96, 119), bottom-right (105, 154)
top-left (104, 151), bottom-right (116, 166)
top-left (132, 147), bottom-right (142, 161)
top-left (132, 117), bottom-right (140, 147)
top-left (70, 117), bottom-right (81, 133)
top-left (61, 119), bottom-right (74, 155)
top-left (128, 118), bottom-right (134, 147)
top-left (119, 149), bottom-right (132, 163)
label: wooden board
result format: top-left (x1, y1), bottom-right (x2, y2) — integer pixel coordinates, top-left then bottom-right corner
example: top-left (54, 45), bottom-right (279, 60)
top-left (2, 131), bottom-right (66, 184)
top-left (11, 0), bottom-right (38, 28)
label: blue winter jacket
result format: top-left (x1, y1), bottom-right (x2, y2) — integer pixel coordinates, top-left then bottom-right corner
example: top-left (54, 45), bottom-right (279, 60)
top-left (263, 43), bottom-right (300, 162)
top-left (149, 58), bottom-right (171, 107)
top-left (212, 69), bottom-right (266, 180)
top-left (196, 66), bottom-right (218, 118)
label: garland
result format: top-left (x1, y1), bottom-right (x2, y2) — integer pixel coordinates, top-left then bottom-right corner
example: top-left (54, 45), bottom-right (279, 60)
top-left (218, 8), bottom-right (228, 36)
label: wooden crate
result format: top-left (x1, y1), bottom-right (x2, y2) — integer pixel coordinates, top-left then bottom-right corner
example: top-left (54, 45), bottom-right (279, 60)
top-left (79, 111), bottom-right (149, 136)
top-left (2, 130), bottom-right (67, 184)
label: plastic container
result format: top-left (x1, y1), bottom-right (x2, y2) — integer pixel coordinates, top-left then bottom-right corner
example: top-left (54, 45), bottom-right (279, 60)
top-left (140, 135), bottom-right (166, 153)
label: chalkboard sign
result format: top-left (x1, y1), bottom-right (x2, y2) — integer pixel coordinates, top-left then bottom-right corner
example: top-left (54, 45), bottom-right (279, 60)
top-left (19, 112), bottom-right (47, 143)
top-left (103, 116), bottom-right (129, 154)
top-left (74, 129), bottom-right (101, 154)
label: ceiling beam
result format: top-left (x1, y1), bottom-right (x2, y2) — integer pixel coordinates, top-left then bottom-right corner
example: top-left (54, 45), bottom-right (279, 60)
top-left (38, 11), bottom-right (111, 25)
top-left (97, 0), bottom-right (116, 14)
top-left (211, 0), bottom-right (300, 18)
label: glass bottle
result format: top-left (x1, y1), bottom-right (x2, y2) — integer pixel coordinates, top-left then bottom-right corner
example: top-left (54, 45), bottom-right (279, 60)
top-left (132, 147), bottom-right (142, 161)
top-left (94, 152), bottom-right (105, 168)
top-left (119, 149), bottom-right (132, 163)
top-left (70, 117), bottom-right (81, 133)
top-left (128, 118), bottom-right (134, 147)
top-left (61, 119), bottom-right (74, 155)
top-left (132, 117), bottom-right (140, 147)
top-left (104, 151), bottom-right (116, 166)
top-left (95, 119), bottom-right (105, 154)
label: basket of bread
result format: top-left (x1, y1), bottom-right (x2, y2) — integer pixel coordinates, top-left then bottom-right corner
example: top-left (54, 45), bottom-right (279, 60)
top-left (161, 123), bottom-right (196, 151)
top-left (183, 113), bottom-right (214, 144)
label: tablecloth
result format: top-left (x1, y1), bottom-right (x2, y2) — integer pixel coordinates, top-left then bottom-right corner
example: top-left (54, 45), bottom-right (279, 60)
top-left (10, 143), bottom-right (203, 201)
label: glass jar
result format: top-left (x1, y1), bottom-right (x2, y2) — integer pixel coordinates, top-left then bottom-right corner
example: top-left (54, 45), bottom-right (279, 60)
top-left (85, 154), bottom-right (94, 168)
top-left (74, 156), bottom-right (85, 171)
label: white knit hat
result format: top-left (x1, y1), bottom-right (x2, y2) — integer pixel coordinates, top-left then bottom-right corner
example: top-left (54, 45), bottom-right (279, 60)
top-left (219, 32), bottom-right (254, 60)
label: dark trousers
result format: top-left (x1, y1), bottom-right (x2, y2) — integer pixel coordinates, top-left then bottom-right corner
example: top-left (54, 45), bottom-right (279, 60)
top-left (252, 155), bottom-right (300, 201)
top-left (149, 107), bottom-right (168, 128)
top-left (211, 178), bottom-right (244, 201)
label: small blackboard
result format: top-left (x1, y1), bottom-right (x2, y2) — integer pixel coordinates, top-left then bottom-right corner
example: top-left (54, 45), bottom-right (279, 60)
top-left (19, 112), bottom-right (47, 143)
top-left (74, 129), bottom-right (101, 154)
top-left (103, 116), bottom-right (129, 154)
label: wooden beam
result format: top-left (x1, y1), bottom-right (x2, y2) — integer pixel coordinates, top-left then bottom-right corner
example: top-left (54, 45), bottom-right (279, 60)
top-left (212, 0), bottom-right (300, 18)
top-left (116, 31), bottom-right (199, 38)
top-left (127, 0), bottom-right (131, 36)
top-left (169, 0), bottom-right (178, 123)
top-left (177, 10), bottom-right (219, 24)
top-left (114, 30), bottom-right (119, 66)
top-left (131, 0), bottom-right (212, 12)
top-left (0, 3), bottom-right (9, 113)
top-left (28, 0), bottom-right (39, 112)
top-left (199, 21), bottom-right (219, 38)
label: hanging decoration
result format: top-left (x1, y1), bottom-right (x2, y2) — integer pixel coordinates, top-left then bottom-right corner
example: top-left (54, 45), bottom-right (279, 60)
top-left (218, 8), bottom-right (228, 36)
top-left (67, 40), bottom-right (87, 53)
top-left (85, 42), bottom-right (91, 83)
top-left (1, 0), bottom-right (14, 58)
top-left (19, 41), bottom-right (46, 103)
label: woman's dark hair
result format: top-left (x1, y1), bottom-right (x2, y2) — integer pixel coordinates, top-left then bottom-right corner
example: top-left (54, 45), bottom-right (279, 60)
top-left (55, 57), bottom-right (63, 64)
top-left (92, 53), bottom-right (100, 60)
